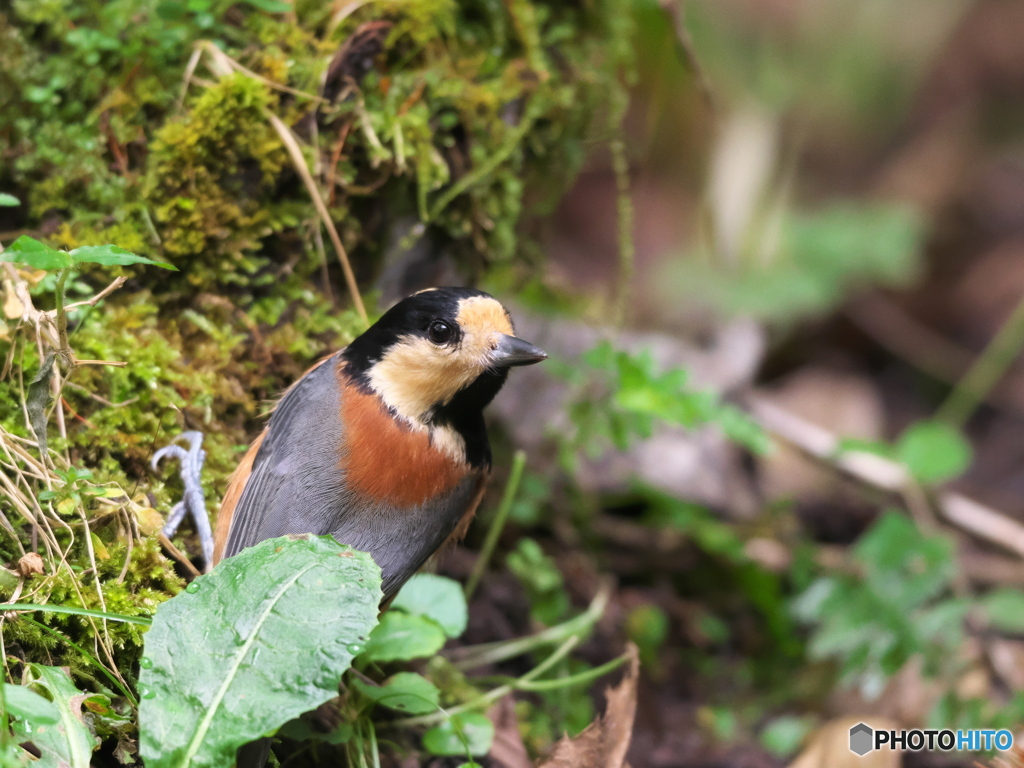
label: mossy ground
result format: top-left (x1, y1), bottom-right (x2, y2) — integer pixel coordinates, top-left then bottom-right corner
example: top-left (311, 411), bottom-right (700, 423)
top-left (0, 0), bottom-right (634, 762)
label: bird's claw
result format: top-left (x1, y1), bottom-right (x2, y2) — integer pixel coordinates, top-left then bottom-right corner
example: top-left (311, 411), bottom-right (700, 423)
top-left (152, 431), bottom-right (214, 572)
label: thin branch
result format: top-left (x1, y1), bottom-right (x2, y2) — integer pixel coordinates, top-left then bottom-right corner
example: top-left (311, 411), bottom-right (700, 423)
top-left (158, 533), bottom-right (201, 579)
top-left (54, 276), bottom-right (127, 315)
top-left (746, 393), bottom-right (1024, 560)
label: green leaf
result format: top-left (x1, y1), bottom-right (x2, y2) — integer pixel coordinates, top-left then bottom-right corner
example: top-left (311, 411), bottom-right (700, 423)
top-left (896, 420), bottom-right (972, 483)
top-left (245, 0), bottom-right (292, 11)
top-left (351, 672), bottom-right (440, 714)
top-left (422, 712), bottom-right (494, 757)
top-left (361, 611), bottom-right (447, 663)
top-left (10, 665), bottom-right (100, 768)
top-left (3, 683), bottom-right (60, 725)
top-left (980, 589), bottom-right (1024, 633)
top-left (391, 574), bottom-right (468, 638)
top-left (1, 236), bottom-right (73, 271)
top-left (139, 535), bottom-right (382, 768)
top-left (0, 193), bottom-right (19, 206)
top-left (69, 245), bottom-right (178, 271)
top-left (276, 718), bottom-right (352, 745)
top-left (760, 715), bottom-right (814, 757)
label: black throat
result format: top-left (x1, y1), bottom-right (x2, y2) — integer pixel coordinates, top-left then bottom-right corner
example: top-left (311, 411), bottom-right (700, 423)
top-left (427, 367), bottom-right (508, 469)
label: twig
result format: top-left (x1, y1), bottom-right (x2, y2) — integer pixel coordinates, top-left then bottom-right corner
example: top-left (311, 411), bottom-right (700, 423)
top-left (62, 381), bottom-right (138, 408)
top-left (53, 276), bottom-right (127, 315)
top-left (746, 393), bottom-right (1024, 560)
top-left (72, 360), bottom-right (128, 368)
top-left (158, 533), bottom-right (202, 579)
top-left (177, 46), bottom-right (204, 112)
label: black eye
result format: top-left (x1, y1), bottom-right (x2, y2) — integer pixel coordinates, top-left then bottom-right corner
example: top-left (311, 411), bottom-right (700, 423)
top-left (428, 320), bottom-right (454, 345)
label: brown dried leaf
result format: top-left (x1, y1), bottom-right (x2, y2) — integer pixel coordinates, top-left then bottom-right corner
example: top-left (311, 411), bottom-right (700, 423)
top-left (787, 717), bottom-right (902, 768)
top-left (2, 281), bottom-right (23, 319)
top-left (537, 644), bottom-right (639, 768)
top-left (488, 696), bottom-right (530, 768)
top-left (17, 552), bottom-right (44, 577)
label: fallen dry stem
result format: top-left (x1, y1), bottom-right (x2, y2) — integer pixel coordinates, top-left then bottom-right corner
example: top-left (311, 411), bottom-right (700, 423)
top-left (747, 393), bottom-right (1024, 560)
top-left (266, 111), bottom-right (368, 324)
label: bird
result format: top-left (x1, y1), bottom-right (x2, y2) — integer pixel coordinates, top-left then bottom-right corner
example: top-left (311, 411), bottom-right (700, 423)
top-left (210, 287), bottom-right (547, 598)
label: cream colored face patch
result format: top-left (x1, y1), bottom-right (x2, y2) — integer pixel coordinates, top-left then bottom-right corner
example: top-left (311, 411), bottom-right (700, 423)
top-left (367, 296), bottom-right (515, 430)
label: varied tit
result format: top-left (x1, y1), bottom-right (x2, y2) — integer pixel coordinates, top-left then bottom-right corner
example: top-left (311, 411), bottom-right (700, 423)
top-left (212, 287), bottom-right (547, 598)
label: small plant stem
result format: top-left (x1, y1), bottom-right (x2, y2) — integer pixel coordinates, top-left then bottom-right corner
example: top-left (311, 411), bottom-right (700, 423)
top-left (390, 635), bottom-right (580, 728)
top-left (0, 675), bottom-right (10, 757)
top-left (427, 94), bottom-right (544, 221)
top-left (369, 720), bottom-right (381, 768)
top-left (464, 451), bottom-right (526, 601)
top-left (513, 651), bottom-right (628, 691)
top-left (0, 602), bottom-right (152, 626)
top-left (610, 135), bottom-right (634, 327)
top-left (53, 268), bottom-right (70, 360)
top-left (22, 617), bottom-right (138, 707)
top-left (449, 582), bottom-right (610, 671)
top-left (937, 290), bottom-right (1024, 427)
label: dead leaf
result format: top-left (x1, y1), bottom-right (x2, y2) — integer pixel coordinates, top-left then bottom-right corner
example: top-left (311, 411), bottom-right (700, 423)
top-left (2, 280), bottom-right (24, 319)
top-left (537, 643), bottom-right (639, 768)
top-left (133, 502), bottom-right (165, 537)
top-left (488, 696), bottom-right (530, 768)
top-left (17, 552), bottom-right (44, 578)
top-left (787, 716), bottom-right (902, 768)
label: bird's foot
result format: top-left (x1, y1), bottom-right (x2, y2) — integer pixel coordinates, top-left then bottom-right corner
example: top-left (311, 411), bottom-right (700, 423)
top-left (152, 431), bottom-right (214, 572)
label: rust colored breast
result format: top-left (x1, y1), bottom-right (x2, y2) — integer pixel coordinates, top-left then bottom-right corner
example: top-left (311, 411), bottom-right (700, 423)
top-left (338, 369), bottom-right (467, 508)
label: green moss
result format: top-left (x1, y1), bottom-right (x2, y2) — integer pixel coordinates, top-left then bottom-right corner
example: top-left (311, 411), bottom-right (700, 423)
top-left (143, 75), bottom-right (288, 286)
top-left (0, 0), bottom-right (636, 715)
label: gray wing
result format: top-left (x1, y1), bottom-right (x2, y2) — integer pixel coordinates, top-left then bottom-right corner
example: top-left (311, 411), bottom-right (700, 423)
top-left (223, 355), bottom-right (481, 597)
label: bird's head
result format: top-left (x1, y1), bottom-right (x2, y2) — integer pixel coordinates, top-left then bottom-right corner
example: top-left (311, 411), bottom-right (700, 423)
top-left (342, 288), bottom-right (546, 431)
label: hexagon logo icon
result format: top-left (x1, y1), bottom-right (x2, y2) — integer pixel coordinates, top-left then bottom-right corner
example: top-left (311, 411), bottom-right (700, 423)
top-left (849, 722), bottom-right (873, 756)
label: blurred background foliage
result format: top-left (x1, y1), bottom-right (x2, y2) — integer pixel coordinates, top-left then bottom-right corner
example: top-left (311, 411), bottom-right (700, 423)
top-left (4, 0), bottom-right (1024, 765)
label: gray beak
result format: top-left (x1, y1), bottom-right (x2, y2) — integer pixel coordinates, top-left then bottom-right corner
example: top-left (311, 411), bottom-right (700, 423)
top-left (491, 334), bottom-right (548, 367)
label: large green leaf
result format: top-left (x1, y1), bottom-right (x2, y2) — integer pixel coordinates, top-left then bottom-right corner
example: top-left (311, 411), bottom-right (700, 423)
top-left (69, 244), bottom-right (177, 271)
top-left (0, 193), bottom-right (19, 206)
top-left (391, 574), bottom-right (467, 638)
top-left (1, 236), bottom-right (73, 270)
top-left (139, 535), bottom-right (382, 768)
top-left (10, 665), bottom-right (101, 768)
